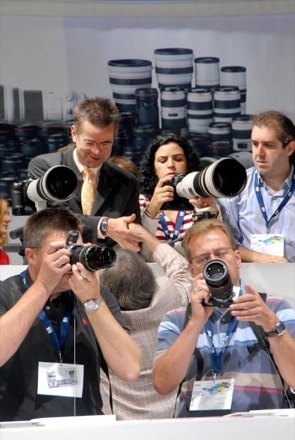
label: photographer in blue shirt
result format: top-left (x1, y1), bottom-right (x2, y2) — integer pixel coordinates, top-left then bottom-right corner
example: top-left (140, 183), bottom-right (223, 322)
top-left (218, 110), bottom-right (295, 262)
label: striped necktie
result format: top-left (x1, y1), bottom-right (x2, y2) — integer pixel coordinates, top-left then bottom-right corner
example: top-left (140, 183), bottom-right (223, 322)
top-left (81, 168), bottom-right (95, 215)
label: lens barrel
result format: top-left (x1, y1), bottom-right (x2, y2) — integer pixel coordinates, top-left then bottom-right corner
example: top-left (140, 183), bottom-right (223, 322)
top-left (27, 165), bottom-right (78, 202)
top-left (176, 156), bottom-right (247, 199)
top-left (69, 245), bottom-right (117, 272)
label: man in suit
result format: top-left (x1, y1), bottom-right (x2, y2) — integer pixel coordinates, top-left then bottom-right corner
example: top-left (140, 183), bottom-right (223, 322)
top-left (28, 96), bottom-right (141, 251)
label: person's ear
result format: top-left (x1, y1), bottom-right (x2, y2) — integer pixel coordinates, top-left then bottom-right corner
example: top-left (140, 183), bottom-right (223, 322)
top-left (234, 248), bottom-right (242, 269)
top-left (25, 248), bottom-right (37, 266)
top-left (71, 124), bottom-right (78, 143)
top-left (286, 140), bottom-right (295, 157)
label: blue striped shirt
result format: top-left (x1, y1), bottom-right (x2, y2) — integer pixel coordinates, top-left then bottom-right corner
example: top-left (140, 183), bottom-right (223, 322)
top-left (217, 166), bottom-right (295, 262)
top-left (155, 282), bottom-right (295, 414)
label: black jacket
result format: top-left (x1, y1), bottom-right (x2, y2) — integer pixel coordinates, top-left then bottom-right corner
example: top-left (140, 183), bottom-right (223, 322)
top-left (28, 149), bottom-right (141, 245)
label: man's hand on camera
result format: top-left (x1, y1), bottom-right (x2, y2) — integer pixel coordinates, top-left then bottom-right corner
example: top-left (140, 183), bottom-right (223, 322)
top-left (190, 274), bottom-right (214, 324)
top-left (35, 240), bottom-right (71, 296)
top-left (189, 196), bottom-right (219, 218)
top-left (68, 262), bottom-right (101, 303)
top-left (230, 284), bottom-right (277, 329)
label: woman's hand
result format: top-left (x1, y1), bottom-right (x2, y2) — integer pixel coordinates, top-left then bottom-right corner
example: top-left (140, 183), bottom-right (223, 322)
top-left (148, 176), bottom-right (175, 218)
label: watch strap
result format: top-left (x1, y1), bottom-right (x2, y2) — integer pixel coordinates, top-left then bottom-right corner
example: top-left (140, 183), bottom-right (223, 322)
top-left (264, 321), bottom-right (286, 338)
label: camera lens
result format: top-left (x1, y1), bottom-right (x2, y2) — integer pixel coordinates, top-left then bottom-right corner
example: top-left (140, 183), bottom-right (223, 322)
top-left (204, 260), bottom-right (228, 286)
top-left (70, 245), bottom-right (117, 272)
top-left (26, 165), bottom-right (78, 204)
top-left (203, 260), bottom-right (233, 306)
top-left (176, 156), bottom-right (247, 200)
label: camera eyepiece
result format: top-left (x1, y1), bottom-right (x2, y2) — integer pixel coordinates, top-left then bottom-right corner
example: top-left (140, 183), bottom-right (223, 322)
top-left (203, 259), bottom-right (234, 307)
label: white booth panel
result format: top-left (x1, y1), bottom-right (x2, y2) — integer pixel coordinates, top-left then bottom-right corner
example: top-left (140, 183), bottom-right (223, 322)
top-left (150, 262), bottom-right (295, 307)
top-left (0, 413), bottom-right (294, 440)
top-left (1, 263), bottom-right (295, 307)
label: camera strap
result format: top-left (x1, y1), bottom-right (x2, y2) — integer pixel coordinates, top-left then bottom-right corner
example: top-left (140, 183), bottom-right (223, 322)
top-left (254, 170), bottom-right (295, 230)
top-left (20, 271), bottom-right (72, 363)
top-left (247, 293), bottom-right (295, 408)
top-left (159, 210), bottom-right (186, 242)
top-left (205, 316), bottom-right (238, 376)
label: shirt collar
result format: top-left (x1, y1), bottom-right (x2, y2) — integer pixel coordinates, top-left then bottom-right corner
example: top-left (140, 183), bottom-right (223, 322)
top-left (257, 165), bottom-right (294, 192)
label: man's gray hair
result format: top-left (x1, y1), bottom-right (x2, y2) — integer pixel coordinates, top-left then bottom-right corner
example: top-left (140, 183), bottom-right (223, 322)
top-left (100, 249), bottom-right (156, 310)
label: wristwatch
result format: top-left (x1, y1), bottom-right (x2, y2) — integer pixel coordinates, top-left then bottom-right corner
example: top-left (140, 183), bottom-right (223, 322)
top-left (83, 297), bottom-right (104, 312)
top-left (99, 217), bottom-right (109, 237)
top-left (264, 321), bottom-right (286, 338)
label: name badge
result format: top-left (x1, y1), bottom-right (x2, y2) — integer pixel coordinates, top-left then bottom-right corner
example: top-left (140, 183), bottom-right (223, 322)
top-left (37, 362), bottom-right (84, 398)
top-left (189, 378), bottom-right (234, 412)
top-left (251, 234), bottom-right (284, 257)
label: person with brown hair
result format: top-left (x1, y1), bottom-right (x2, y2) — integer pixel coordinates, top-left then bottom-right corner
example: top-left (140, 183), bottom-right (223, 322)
top-left (28, 96), bottom-right (141, 251)
top-left (0, 197), bottom-right (11, 265)
top-left (153, 218), bottom-right (295, 416)
top-left (0, 207), bottom-right (141, 421)
top-left (218, 110), bottom-right (295, 262)
top-left (108, 155), bottom-right (139, 177)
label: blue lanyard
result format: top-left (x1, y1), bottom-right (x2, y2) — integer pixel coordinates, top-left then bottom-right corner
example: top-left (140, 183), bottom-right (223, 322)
top-left (205, 316), bottom-right (238, 376)
top-left (254, 170), bottom-right (295, 230)
top-left (159, 210), bottom-right (186, 242)
top-left (20, 271), bottom-right (72, 363)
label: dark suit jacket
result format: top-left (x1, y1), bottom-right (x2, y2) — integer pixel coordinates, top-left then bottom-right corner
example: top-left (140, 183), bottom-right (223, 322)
top-left (28, 149), bottom-right (141, 245)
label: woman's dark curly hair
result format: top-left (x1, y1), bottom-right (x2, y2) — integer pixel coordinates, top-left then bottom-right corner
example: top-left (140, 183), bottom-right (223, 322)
top-left (139, 132), bottom-right (201, 196)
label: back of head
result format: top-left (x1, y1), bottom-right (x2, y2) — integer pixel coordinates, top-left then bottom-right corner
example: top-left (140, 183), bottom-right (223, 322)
top-left (139, 132), bottom-right (201, 196)
top-left (108, 155), bottom-right (139, 177)
top-left (23, 208), bottom-right (82, 248)
top-left (100, 249), bottom-right (156, 310)
top-left (73, 96), bottom-right (121, 133)
top-left (183, 218), bottom-right (236, 262)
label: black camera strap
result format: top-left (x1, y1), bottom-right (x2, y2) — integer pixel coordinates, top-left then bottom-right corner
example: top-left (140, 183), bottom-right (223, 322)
top-left (178, 303), bottom-right (204, 385)
top-left (247, 293), bottom-right (294, 409)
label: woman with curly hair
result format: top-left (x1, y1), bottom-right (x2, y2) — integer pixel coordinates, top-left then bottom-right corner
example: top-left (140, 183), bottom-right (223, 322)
top-left (0, 197), bottom-right (11, 264)
top-left (138, 132), bottom-right (217, 260)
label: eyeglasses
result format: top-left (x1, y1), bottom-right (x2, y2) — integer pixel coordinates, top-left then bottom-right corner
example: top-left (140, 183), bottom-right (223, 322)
top-left (78, 136), bottom-right (113, 151)
top-left (191, 247), bottom-right (234, 267)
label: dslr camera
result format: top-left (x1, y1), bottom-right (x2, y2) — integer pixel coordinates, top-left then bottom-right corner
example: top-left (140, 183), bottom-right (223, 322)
top-left (162, 156), bottom-right (247, 210)
top-left (10, 165), bottom-right (78, 215)
top-left (66, 230), bottom-right (116, 272)
top-left (203, 259), bottom-right (239, 308)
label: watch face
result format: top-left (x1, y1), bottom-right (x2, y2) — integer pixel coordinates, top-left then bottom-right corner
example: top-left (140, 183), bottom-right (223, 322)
top-left (83, 297), bottom-right (104, 312)
top-left (101, 221), bottom-right (107, 232)
top-left (276, 321), bottom-right (285, 334)
top-left (84, 300), bottom-right (98, 311)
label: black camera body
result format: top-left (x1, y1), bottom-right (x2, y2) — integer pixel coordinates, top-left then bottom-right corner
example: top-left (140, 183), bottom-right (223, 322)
top-left (65, 230), bottom-right (116, 272)
top-left (10, 179), bottom-right (35, 215)
top-left (203, 259), bottom-right (235, 307)
top-left (162, 174), bottom-right (193, 210)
